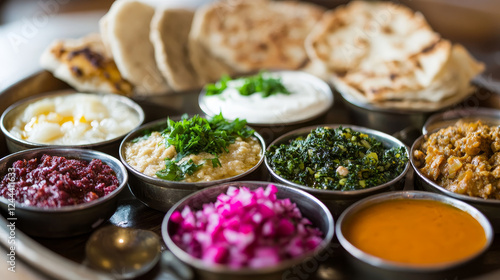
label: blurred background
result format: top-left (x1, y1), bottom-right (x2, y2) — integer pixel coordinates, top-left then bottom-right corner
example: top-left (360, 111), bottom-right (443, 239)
top-left (0, 0), bottom-right (500, 92)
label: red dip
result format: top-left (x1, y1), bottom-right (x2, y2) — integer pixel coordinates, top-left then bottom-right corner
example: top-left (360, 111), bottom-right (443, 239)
top-left (0, 154), bottom-right (119, 207)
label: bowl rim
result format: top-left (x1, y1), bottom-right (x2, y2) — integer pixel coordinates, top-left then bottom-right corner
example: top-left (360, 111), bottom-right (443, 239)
top-left (161, 180), bottom-right (335, 274)
top-left (335, 190), bottom-right (494, 272)
top-left (264, 124), bottom-right (410, 196)
top-left (422, 107), bottom-right (500, 135)
top-left (0, 147), bottom-right (128, 212)
top-left (0, 90), bottom-right (145, 149)
top-left (410, 133), bottom-right (500, 205)
top-left (119, 116), bottom-right (266, 189)
top-left (198, 70), bottom-right (334, 126)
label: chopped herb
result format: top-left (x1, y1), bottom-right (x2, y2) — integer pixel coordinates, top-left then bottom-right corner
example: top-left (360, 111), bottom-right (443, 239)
top-left (155, 113), bottom-right (254, 181)
top-left (156, 159), bottom-right (202, 181)
top-left (266, 127), bottom-right (408, 191)
top-left (205, 72), bottom-right (290, 98)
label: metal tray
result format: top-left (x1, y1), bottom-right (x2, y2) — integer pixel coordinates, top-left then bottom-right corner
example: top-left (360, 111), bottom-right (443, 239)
top-left (1, 71), bottom-right (500, 280)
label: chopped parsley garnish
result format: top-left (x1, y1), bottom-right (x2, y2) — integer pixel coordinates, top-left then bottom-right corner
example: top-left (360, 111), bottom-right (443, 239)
top-left (266, 127), bottom-right (408, 191)
top-left (205, 72), bottom-right (290, 98)
top-left (154, 114), bottom-right (254, 181)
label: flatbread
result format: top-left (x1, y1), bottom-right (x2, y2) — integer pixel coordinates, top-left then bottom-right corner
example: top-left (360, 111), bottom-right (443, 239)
top-left (40, 33), bottom-right (133, 96)
top-left (306, 1), bottom-right (484, 110)
top-left (103, 0), bottom-right (170, 95)
top-left (333, 44), bottom-right (485, 111)
top-left (189, 0), bottom-right (324, 82)
top-left (150, 8), bottom-right (201, 91)
top-left (306, 1), bottom-right (437, 73)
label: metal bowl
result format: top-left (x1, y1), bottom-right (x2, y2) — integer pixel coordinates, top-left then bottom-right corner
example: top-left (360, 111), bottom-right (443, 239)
top-left (161, 181), bottom-right (335, 280)
top-left (422, 107), bottom-right (500, 134)
top-left (411, 134), bottom-right (500, 232)
top-left (198, 71), bottom-right (334, 144)
top-left (0, 90), bottom-right (145, 157)
top-left (336, 191), bottom-right (493, 280)
top-left (0, 147), bottom-right (128, 238)
top-left (119, 118), bottom-right (266, 212)
top-left (265, 124), bottom-right (410, 218)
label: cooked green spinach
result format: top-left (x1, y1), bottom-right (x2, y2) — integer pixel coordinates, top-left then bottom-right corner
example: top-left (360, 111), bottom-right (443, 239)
top-left (266, 127), bottom-right (408, 191)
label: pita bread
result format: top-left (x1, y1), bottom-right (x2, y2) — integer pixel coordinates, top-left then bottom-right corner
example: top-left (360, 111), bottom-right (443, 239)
top-left (103, 0), bottom-right (170, 95)
top-left (150, 8), bottom-right (201, 91)
top-left (40, 33), bottom-right (133, 96)
top-left (189, 0), bottom-right (324, 82)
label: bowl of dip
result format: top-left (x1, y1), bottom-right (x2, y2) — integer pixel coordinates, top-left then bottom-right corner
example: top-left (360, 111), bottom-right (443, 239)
top-left (162, 181), bottom-right (334, 280)
top-left (336, 191), bottom-right (493, 280)
top-left (0, 90), bottom-right (144, 156)
top-left (265, 124), bottom-right (410, 218)
top-left (119, 114), bottom-right (266, 212)
top-left (0, 147), bottom-right (128, 238)
top-left (198, 71), bottom-right (334, 143)
top-left (411, 120), bottom-right (500, 232)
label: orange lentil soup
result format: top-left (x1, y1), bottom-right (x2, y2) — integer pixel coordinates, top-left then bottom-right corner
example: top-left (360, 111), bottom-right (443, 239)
top-left (342, 199), bottom-right (487, 266)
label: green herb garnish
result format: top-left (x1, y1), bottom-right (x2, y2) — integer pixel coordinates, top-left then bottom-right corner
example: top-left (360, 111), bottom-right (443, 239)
top-left (155, 113), bottom-right (254, 181)
top-left (205, 72), bottom-right (290, 98)
top-left (156, 159), bottom-right (202, 181)
top-left (266, 127), bottom-right (408, 191)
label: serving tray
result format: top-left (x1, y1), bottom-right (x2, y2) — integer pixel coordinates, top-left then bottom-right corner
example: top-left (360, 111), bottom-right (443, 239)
top-left (1, 71), bottom-right (500, 280)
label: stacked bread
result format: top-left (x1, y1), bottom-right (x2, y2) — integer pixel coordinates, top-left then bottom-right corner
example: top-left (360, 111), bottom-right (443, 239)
top-left (40, 0), bottom-right (484, 110)
top-left (41, 0), bottom-right (324, 96)
top-left (305, 1), bottom-right (484, 111)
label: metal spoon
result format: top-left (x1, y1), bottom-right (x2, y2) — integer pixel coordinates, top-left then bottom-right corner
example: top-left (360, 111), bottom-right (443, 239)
top-left (85, 225), bottom-right (161, 279)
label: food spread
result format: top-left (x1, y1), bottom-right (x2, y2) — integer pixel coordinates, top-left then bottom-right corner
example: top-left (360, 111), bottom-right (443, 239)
top-left (3, 0), bottom-right (497, 277)
top-left (342, 199), bottom-right (487, 266)
top-left (124, 114), bottom-right (262, 182)
top-left (267, 126), bottom-right (408, 191)
top-left (414, 121), bottom-right (500, 199)
top-left (0, 154), bottom-right (119, 207)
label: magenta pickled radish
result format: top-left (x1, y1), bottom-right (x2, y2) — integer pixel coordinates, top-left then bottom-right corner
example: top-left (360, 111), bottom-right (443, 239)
top-left (170, 184), bottom-right (324, 268)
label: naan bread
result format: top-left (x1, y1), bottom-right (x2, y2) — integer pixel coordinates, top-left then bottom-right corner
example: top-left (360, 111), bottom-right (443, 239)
top-left (189, 0), bottom-right (324, 83)
top-left (333, 44), bottom-right (484, 111)
top-left (306, 1), bottom-right (484, 110)
top-left (103, 0), bottom-right (170, 95)
top-left (150, 8), bottom-right (201, 91)
top-left (40, 33), bottom-right (133, 96)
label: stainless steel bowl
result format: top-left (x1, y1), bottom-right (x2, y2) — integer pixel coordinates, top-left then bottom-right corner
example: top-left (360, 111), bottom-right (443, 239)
top-left (0, 147), bottom-right (128, 238)
top-left (119, 118), bottom-right (266, 212)
top-left (198, 71), bottom-right (334, 144)
top-left (411, 134), bottom-right (500, 232)
top-left (0, 90), bottom-right (145, 156)
top-left (336, 191), bottom-right (493, 280)
top-left (422, 107), bottom-right (500, 134)
top-left (265, 124), bottom-right (410, 218)
top-left (161, 181), bottom-right (335, 280)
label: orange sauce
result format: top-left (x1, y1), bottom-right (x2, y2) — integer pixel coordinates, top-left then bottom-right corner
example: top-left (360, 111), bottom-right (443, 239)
top-left (342, 199), bottom-right (487, 266)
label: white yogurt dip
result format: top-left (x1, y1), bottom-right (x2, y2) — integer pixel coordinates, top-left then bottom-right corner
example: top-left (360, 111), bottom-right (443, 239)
top-left (9, 93), bottom-right (142, 145)
top-left (200, 71), bottom-right (333, 124)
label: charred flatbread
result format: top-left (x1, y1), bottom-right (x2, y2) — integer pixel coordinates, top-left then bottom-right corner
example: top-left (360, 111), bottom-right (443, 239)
top-left (40, 33), bottom-right (133, 96)
top-left (189, 0), bottom-right (324, 82)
